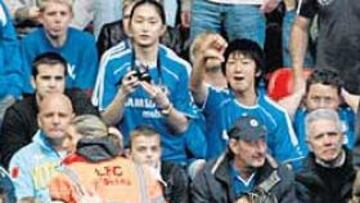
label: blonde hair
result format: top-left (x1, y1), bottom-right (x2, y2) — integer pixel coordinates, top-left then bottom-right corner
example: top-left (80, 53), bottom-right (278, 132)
top-left (39, 0), bottom-right (73, 12)
top-left (123, 0), bottom-right (138, 12)
top-left (71, 115), bottom-right (124, 150)
top-left (70, 115), bottom-right (108, 139)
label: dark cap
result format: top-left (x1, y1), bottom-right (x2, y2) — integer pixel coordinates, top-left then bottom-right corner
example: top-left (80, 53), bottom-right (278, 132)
top-left (228, 116), bottom-right (267, 141)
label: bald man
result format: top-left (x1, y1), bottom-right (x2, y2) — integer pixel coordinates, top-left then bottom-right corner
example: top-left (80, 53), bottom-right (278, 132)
top-left (8, 93), bottom-right (74, 203)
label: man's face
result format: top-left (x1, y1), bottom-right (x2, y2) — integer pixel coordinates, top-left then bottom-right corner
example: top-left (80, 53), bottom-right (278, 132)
top-left (38, 96), bottom-right (74, 144)
top-left (230, 138), bottom-right (267, 169)
top-left (34, 64), bottom-right (66, 100)
top-left (225, 53), bottom-right (257, 94)
top-left (129, 4), bottom-right (166, 48)
top-left (307, 119), bottom-right (343, 162)
top-left (130, 135), bottom-right (161, 168)
top-left (40, 2), bottom-right (72, 39)
top-left (305, 83), bottom-right (340, 111)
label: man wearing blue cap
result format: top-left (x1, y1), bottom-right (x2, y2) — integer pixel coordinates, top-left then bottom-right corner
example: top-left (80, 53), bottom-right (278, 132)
top-left (191, 116), bottom-right (297, 203)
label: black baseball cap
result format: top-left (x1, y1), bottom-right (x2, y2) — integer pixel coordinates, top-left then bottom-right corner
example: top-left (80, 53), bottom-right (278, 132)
top-left (228, 116), bottom-right (267, 142)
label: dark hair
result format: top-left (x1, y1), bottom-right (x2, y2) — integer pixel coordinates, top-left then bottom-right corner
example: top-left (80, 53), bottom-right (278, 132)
top-left (221, 38), bottom-right (265, 87)
top-left (129, 125), bottom-right (160, 149)
top-left (306, 68), bottom-right (343, 95)
top-left (129, 0), bottom-right (166, 25)
top-left (32, 52), bottom-right (68, 78)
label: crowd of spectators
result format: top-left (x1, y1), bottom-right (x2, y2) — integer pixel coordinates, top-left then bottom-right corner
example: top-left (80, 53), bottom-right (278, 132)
top-left (0, 0), bottom-right (360, 202)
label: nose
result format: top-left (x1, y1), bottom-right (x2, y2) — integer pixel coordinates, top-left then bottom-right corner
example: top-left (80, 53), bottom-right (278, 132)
top-left (49, 78), bottom-right (57, 87)
top-left (141, 21), bottom-right (151, 32)
top-left (322, 134), bottom-right (336, 147)
top-left (53, 13), bottom-right (62, 23)
top-left (145, 148), bottom-right (153, 159)
top-left (317, 99), bottom-right (327, 109)
top-left (234, 62), bottom-right (243, 72)
top-left (52, 114), bottom-right (60, 124)
top-left (255, 140), bottom-right (267, 153)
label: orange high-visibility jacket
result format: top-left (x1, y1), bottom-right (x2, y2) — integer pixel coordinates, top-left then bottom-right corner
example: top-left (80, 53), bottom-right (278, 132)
top-left (49, 154), bottom-right (165, 203)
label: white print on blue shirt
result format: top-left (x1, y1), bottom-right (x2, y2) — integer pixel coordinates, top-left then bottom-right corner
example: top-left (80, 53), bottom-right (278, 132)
top-left (67, 63), bottom-right (76, 80)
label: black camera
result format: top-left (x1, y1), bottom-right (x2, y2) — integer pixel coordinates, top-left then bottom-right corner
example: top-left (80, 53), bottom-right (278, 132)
top-left (133, 69), bottom-right (151, 83)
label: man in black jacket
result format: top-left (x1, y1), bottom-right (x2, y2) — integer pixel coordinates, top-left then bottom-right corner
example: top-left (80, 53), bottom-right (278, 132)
top-left (191, 116), bottom-right (297, 203)
top-left (128, 125), bottom-right (189, 203)
top-left (296, 108), bottom-right (356, 203)
top-left (0, 52), bottom-right (98, 169)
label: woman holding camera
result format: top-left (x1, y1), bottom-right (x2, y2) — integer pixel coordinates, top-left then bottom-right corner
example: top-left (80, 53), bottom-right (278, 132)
top-left (92, 0), bottom-right (197, 164)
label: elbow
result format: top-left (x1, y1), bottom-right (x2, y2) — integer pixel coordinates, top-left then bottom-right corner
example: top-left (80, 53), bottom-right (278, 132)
top-left (292, 16), bottom-right (310, 33)
top-left (174, 118), bottom-right (189, 134)
top-left (190, 78), bottom-right (200, 94)
top-left (101, 111), bottom-right (121, 126)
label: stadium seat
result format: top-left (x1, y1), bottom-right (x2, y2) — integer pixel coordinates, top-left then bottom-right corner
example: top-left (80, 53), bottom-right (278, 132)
top-left (267, 67), bottom-right (312, 101)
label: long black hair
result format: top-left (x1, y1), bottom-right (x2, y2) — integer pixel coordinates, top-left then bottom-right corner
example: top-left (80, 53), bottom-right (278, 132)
top-left (129, 0), bottom-right (166, 25)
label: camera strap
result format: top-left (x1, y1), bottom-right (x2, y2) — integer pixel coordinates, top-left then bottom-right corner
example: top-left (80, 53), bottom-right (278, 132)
top-left (131, 47), bottom-right (163, 85)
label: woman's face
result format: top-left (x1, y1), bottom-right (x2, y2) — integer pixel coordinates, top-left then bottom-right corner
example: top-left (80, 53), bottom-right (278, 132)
top-left (62, 125), bottom-right (82, 153)
top-left (128, 3), bottom-right (166, 48)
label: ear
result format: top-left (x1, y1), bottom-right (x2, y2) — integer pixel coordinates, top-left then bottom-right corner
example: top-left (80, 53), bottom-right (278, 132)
top-left (306, 139), bottom-right (313, 152)
top-left (69, 9), bottom-right (74, 19)
top-left (127, 25), bottom-right (134, 38)
top-left (37, 114), bottom-right (42, 129)
top-left (228, 139), bottom-right (239, 155)
top-left (38, 12), bottom-right (44, 25)
top-left (159, 25), bottom-right (167, 37)
top-left (124, 148), bottom-right (131, 158)
top-left (255, 70), bottom-right (262, 77)
top-left (31, 77), bottom-right (36, 89)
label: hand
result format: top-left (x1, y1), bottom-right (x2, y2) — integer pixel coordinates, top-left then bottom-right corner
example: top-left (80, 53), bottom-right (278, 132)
top-left (140, 82), bottom-right (170, 109)
top-left (27, 6), bottom-right (40, 21)
top-left (119, 70), bottom-right (140, 97)
top-left (197, 34), bottom-right (227, 67)
top-left (260, 0), bottom-right (281, 13)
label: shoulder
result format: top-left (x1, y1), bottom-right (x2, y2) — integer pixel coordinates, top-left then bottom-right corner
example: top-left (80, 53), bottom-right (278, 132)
top-left (101, 20), bottom-right (122, 32)
top-left (65, 89), bottom-right (90, 104)
top-left (68, 27), bottom-right (95, 42)
top-left (161, 162), bottom-right (187, 178)
top-left (21, 28), bottom-right (43, 44)
top-left (10, 142), bottom-right (39, 165)
top-left (260, 95), bottom-right (290, 116)
top-left (209, 87), bottom-right (231, 99)
top-left (102, 44), bottom-right (132, 68)
top-left (0, 3), bottom-right (7, 27)
top-left (12, 96), bottom-right (36, 109)
top-left (160, 45), bottom-right (191, 75)
top-left (65, 88), bottom-right (88, 99)
top-left (339, 106), bottom-right (356, 117)
top-left (4, 97), bottom-right (36, 119)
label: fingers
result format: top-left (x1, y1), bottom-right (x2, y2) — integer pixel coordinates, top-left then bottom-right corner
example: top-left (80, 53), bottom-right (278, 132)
top-left (212, 34), bottom-right (228, 54)
top-left (198, 34), bottom-right (227, 64)
top-left (140, 82), bottom-right (170, 108)
top-left (121, 71), bottom-right (140, 95)
top-left (200, 34), bottom-right (227, 53)
top-left (140, 81), bottom-right (158, 98)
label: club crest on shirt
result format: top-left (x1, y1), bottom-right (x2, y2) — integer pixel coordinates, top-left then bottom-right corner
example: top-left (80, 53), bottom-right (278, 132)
top-left (317, 0), bottom-right (335, 6)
